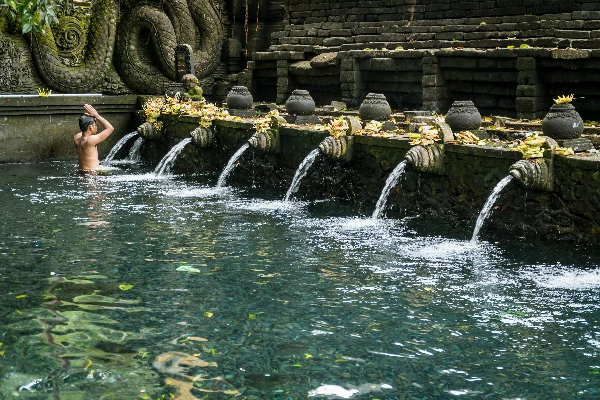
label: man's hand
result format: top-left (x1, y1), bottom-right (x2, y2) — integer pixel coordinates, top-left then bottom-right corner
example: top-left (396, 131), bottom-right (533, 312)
top-left (84, 104), bottom-right (100, 119)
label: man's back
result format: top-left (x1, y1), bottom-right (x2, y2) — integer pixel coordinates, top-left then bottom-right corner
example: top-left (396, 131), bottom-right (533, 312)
top-left (75, 104), bottom-right (114, 170)
top-left (74, 132), bottom-right (100, 170)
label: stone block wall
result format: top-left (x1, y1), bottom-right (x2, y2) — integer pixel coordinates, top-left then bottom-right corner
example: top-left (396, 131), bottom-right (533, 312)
top-left (250, 0), bottom-right (600, 118)
top-left (144, 115), bottom-right (600, 247)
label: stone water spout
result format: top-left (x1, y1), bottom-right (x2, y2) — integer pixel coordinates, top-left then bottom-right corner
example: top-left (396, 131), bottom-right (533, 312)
top-left (137, 122), bottom-right (160, 140)
top-left (405, 121), bottom-right (454, 175)
top-left (509, 137), bottom-right (557, 192)
top-left (247, 116), bottom-right (284, 154)
top-left (317, 116), bottom-right (361, 162)
top-left (318, 136), bottom-right (354, 162)
top-left (405, 144), bottom-right (444, 175)
top-left (190, 126), bottom-right (215, 148)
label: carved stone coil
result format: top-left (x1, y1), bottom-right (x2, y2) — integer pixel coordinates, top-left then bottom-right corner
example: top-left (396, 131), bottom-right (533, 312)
top-left (29, 0), bottom-right (118, 93)
top-left (406, 144), bottom-right (445, 175)
top-left (29, 0), bottom-right (223, 94)
top-left (509, 159), bottom-right (554, 192)
top-left (318, 136), bottom-right (353, 161)
top-left (190, 126), bottom-right (215, 147)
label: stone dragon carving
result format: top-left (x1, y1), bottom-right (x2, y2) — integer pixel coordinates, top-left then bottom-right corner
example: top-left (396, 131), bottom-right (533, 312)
top-left (28, 0), bottom-right (223, 94)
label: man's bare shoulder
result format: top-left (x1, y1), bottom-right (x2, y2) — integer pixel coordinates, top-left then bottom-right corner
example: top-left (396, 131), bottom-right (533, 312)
top-left (74, 132), bottom-right (82, 143)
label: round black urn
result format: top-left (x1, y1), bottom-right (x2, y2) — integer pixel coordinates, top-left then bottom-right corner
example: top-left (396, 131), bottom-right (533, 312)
top-left (358, 93), bottom-right (391, 121)
top-left (541, 103), bottom-right (583, 140)
top-left (226, 86), bottom-right (253, 110)
top-left (285, 90), bottom-right (315, 116)
top-left (445, 100), bottom-right (482, 131)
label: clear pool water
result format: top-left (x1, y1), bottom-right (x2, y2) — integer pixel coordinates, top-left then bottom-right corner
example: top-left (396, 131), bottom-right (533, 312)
top-left (0, 162), bottom-right (599, 399)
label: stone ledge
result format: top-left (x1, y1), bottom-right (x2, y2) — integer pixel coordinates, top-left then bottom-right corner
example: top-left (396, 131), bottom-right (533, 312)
top-left (446, 143), bottom-right (523, 159)
top-left (556, 153), bottom-right (600, 170)
top-left (0, 95), bottom-right (137, 116)
top-left (354, 135), bottom-right (412, 149)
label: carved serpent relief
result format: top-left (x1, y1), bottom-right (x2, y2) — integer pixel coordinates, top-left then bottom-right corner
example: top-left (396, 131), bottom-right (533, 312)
top-left (28, 0), bottom-right (223, 94)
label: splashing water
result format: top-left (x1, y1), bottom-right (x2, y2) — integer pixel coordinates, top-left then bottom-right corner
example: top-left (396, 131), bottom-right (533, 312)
top-left (103, 131), bottom-right (138, 163)
top-left (471, 175), bottom-right (513, 242)
top-left (216, 143), bottom-right (250, 187)
top-left (127, 137), bottom-right (144, 162)
top-left (154, 138), bottom-right (192, 176)
top-left (284, 149), bottom-right (321, 201)
top-left (372, 160), bottom-right (407, 219)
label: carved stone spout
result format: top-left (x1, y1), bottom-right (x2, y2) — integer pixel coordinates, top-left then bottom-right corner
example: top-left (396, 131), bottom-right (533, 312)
top-left (509, 159), bottom-right (553, 192)
top-left (190, 126), bottom-right (215, 147)
top-left (509, 136), bottom-right (557, 192)
top-left (318, 135), bottom-right (354, 162)
top-left (405, 144), bottom-right (444, 175)
top-left (137, 122), bottom-right (160, 140)
top-left (247, 116), bottom-right (282, 153)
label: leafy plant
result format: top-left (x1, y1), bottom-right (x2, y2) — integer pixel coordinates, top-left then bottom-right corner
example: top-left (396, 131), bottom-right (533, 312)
top-left (37, 87), bottom-right (51, 97)
top-left (2, 0), bottom-right (59, 34)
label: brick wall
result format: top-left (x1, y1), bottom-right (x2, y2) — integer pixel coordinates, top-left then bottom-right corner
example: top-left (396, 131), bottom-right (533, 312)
top-left (288, 0), bottom-right (600, 25)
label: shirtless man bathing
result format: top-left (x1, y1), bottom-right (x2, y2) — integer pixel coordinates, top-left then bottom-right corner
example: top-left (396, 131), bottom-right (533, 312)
top-left (73, 104), bottom-right (114, 171)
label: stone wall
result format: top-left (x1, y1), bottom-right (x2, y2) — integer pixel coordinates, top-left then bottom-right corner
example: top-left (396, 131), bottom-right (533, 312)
top-left (142, 115), bottom-right (600, 247)
top-left (250, 0), bottom-right (600, 119)
top-left (0, 95), bottom-right (137, 162)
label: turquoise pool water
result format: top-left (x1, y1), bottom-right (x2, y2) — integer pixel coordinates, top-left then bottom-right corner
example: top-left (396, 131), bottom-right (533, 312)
top-left (0, 162), bottom-right (599, 399)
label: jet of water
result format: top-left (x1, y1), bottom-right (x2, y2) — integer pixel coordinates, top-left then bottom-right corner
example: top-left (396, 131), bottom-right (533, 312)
top-left (284, 149), bottom-right (321, 201)
top-left (471, 175), bottom-right (513, 242)
top-left (216, 143), bottom-right (250, 187)
top-left (103, 131), bottom-right (138, 163)
top-left (126, 137), bottom-right (144, 162)
top-left (372, 160), bottom-right (408, 219)
top-left (154, 138), bottom-right (192, 176)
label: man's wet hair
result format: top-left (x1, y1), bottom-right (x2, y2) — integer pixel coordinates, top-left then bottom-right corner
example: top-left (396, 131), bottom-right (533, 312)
top-left (79, 114), bottom-right (95, 132)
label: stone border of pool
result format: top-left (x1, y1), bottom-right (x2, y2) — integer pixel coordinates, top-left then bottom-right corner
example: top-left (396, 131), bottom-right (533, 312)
top-left (0, 95), bottom-right (138, 162)
top-left (142, 114), bottom-right (600, 247)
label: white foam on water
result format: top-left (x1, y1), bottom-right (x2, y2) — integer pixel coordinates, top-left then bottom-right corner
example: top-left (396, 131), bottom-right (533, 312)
top-left (164, 186), bottom-right (231, 198)
top-left (308, 385), bottom-right (359, 398)
top-left (530, 267), bottom-right (600, 290)
top-left (229, 199), bottom-right (306, 214)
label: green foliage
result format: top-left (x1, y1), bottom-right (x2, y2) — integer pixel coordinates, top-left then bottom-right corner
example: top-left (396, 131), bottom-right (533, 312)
top-left (1, 0), bottom-right (59, 34)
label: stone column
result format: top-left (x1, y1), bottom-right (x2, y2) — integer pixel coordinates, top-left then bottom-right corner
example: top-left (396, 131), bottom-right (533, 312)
top-left (276, 59), bottom-right (293, 104)
top-left (516, 56), bottom-right (547, 120)
top-left (340, 54), bottom-right (365, 108)
top-left (422, 54), bottom-right (448, 113)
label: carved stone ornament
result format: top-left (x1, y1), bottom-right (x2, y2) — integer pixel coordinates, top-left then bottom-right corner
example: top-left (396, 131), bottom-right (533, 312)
top-left (226, 86), bottom-right (253, 110)
top-left (285, 89), bottom-right (316, 116)
top-left (406, 144), bottom-right (445, 175)
top-left (52, 0), bottom-right (91, 67)
top-left (190, 126), bottom-right (215, 148)
top-left (0, 35), bottom-right (21, 91)
top-left (318, 135), bottom-right (354, 162)
top-left (541, 103), bottom-right (584, 140)
top-left (175, 44), bottom-right (195, 82)
top-left (445, 100), bottom-right (482, 132)
top-left (358, 93), bottom-right (391, 121)
top-left (510, 158), bottom-right (554, 192)
top-left (137, 122), bottom-right (160, 140)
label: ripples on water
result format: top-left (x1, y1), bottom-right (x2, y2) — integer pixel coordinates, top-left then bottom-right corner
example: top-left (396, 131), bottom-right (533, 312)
top-left (0, 162), bottom-right (598, 399)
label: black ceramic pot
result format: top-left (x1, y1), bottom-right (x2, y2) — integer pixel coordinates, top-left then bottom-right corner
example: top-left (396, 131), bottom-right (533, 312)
top-left (445, 100), bottom-right (482, 131)
top-left (226, 86), bottom-right (253, 110)
top-left (358, 93), bottom-right (391, 121)
top-left (285, 90), bottom-right (315, 116)
top-left (541, 103), bottom-right (583, 140)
